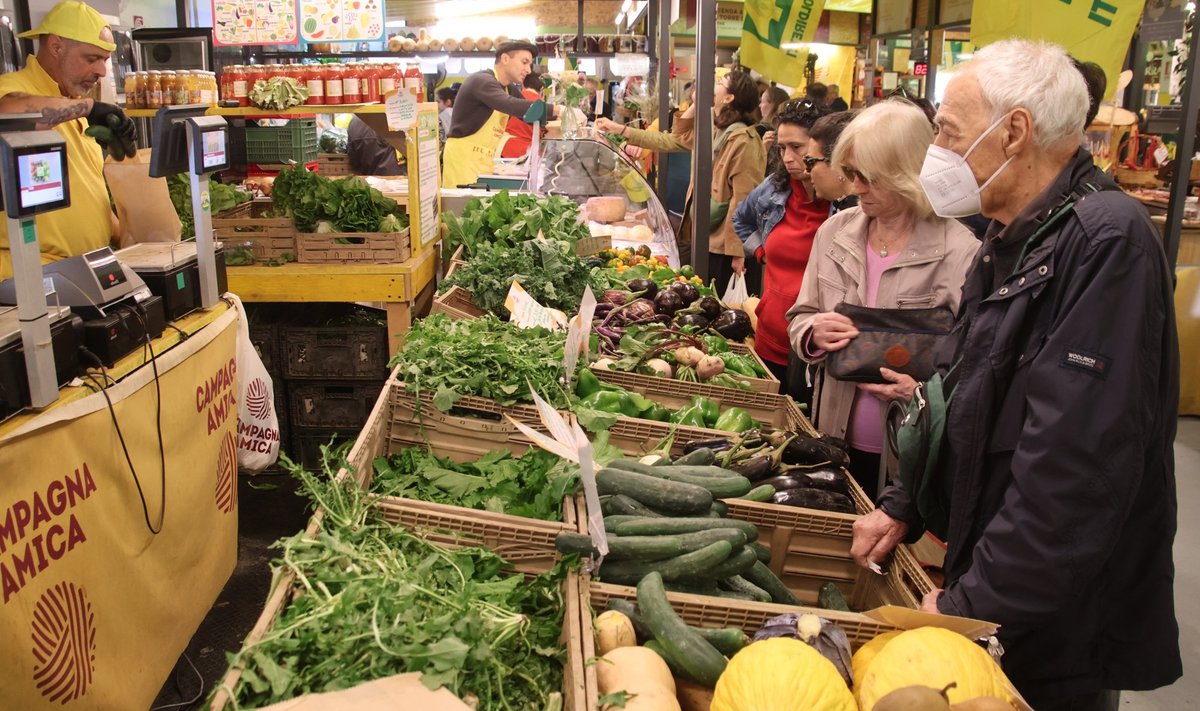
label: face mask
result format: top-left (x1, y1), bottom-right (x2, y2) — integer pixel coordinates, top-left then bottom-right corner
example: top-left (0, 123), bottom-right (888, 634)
top-left (919, 113), bottom-right (1015, 218)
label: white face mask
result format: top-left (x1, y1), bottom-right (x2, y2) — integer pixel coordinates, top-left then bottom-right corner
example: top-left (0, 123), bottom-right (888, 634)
top-left (919, 113), bottom-right (1015, 218)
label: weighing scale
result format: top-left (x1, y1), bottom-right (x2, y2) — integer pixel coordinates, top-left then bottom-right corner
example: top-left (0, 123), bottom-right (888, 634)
top-left (116, 240), bottom-right (229, 321)
top-left (0, 305), bottom-right (81, 420)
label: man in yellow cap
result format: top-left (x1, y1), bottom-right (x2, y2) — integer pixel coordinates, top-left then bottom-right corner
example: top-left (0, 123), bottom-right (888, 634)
top-left (0, 1), bottom-right (137, 280)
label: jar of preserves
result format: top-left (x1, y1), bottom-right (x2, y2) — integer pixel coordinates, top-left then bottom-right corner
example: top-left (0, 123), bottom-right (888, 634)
top-left (304, 64), bottom-right (325, 105)
top-left (173, 70), bottom-right (190, 105)
top-left (147, 71), bottom-right (163, 109)
top-left (232, 66), bottom-right (250, 106)
top-left (360, 63), bottom-right (379, 103)
top-left (123, 72), bottom-right (139, 108)
top-left (342, 63), bottom-right (362, 103)
top-left (324, 64), bottom-right (344, 105)
top-left (245, 64), bottom-right (267, 94)
top-left (186, 71), bottom-right (202, 104)
top-left (379, 63), bottom-right (397, 96)
top-left (403, 63), bottom-right (423, 101)
top-left (161, 71), bottom-right (177, 106)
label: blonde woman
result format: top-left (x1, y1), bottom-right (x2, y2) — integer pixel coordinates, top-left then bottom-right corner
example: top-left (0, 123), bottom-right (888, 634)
top-left (785, 100), bottom-right (979, 498)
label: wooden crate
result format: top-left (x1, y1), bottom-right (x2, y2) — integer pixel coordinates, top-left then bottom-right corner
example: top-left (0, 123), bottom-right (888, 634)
top-left (429, 284), bottom-right (487, 319)
top-left (212, 199), bottom-right (295, 263)
top-left (296, 228), bottom-right (411, 263)
top-left (592, 369), bottom-right (802, 427)
top-left (594, 339), bottom-right (779, 395)
top-left (316, 152), bottom-right (351, 176)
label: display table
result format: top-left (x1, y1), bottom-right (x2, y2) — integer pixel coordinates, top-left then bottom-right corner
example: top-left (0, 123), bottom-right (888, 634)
top-left (0, 302), bottom-right (239, 710)
top-left (225, 243), bottom-right (438, 355)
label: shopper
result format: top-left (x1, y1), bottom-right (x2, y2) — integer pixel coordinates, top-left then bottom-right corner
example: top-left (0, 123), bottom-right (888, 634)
top-left (0, 0), bottom-right (135, 279)
top-left (442, 40), bottom-right (559, 187)
top-left (785, 100), bottom-right (978, 499)
top-left (731, 101), bottom-right (830, 406)
top-left (804, 82), bottom-right (828, 105)
top-left (757, 86), bottom-right (790, 177)
top-left (804, 111), bottom-right (857, 212)
top-left (347, 115), bottom-right (403, 176)
top-left (853, 39), bottom-right (1181, 710)
top-left (828, 83), bottom-right (848, 111)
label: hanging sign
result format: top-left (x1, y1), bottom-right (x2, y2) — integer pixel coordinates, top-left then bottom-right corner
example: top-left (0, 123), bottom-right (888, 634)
top-left (300, 0), bottom-right (384, 43)
top-left (739, 0), bottom-right (828, 87)
top-left (213, 0), bottom-right (299, 46)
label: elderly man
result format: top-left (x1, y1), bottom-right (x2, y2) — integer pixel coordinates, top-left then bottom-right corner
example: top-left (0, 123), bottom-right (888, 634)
top-left (851, 39), bottom-right (1180, 711)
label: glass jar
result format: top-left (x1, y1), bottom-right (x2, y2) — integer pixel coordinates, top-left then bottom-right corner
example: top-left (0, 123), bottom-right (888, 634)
top-left (186, 71), bottom-right (201, 104)
top-left (379, 63), bottom-right (397, 97)
top-left (245, 64), bottom-right (267, 95)
top-left (123, 72), bottom-right (139, 108)
top-left (403, 63), bottom-right (423, 101)
top-left (324, 64), bottom-right (344, 105)
top-left (342, 63), bottom-right (362, 104)
top-left (161, 71), bottom-right (177, 106)
top-left (232, 66), bottom-right (250, 106)
top-left (304, 64), bottom-right (325, 105)
top-left (173, 70), bottom-right (190, 105)
top-left (147, 71), bottom-right (163, 109)
top-left (360, 63), bottom-right (380, 103)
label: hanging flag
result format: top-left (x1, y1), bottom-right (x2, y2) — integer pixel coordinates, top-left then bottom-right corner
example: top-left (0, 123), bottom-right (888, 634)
top-left (740, 0), bottom-right (828, 88)
top-left (970, 0), bottom-right (1147, 100)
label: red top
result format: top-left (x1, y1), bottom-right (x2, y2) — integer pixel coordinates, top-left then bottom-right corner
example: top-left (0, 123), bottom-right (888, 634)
top-left (754, 179), bottom-right (830, 366)
top-left (500, 88), bottom-right (542, 158)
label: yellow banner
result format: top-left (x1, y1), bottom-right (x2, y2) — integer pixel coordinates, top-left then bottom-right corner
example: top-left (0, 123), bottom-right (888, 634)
top-left (0, 308), bottom-right (239, 709)
top-left (741, 0), bottom-right (828, 87)
top-left (970, 0), bottom-right (1146, 100)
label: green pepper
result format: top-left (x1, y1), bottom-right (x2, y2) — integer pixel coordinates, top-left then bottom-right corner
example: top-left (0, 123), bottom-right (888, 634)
top-left (713, 407), bottom-right (756, 433)
top-left (576, 368), bottom-right (604, 398)
top-left (723, 354), bottom-right (757, 378)
top-left (702, 335), bottom-right (730, 354)
top-left (642, 403), bottom-right (670, 422)
top-left (671, 406), bottom-right (708, 428)
top-left (616, 392), bottom-right (645, 418)
top-left (679, 265), bottom-right (696, 279)
top-left (691, 396), bottom-right (720, 428)
top-left (581, 390), bottom-right (625, 413)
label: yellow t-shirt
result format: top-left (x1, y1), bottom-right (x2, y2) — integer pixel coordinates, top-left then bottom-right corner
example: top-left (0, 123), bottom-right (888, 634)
top-left (0, 56), bottom-right (113, 280)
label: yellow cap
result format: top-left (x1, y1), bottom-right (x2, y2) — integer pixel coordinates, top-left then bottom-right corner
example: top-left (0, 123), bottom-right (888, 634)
top-left (19, 2), bottom-right (116, 52)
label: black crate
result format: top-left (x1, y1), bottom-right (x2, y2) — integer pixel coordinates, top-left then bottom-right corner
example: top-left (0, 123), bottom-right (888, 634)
top-left (288, 380), bottom-right (384, 429)
top-left (287, 428), bottom-right (356, 472)
top-left (281, 325), bottom-right (389, 380)
top-left (249, 323), bottom-right (279, 375)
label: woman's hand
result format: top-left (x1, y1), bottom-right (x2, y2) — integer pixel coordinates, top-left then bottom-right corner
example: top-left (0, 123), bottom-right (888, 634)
top-left (594, 117), bottom-right (622, 134)
top-left (623, 144), bottom-right (644, 159)
top-left (860, 367), bottom-right (919, 402)
top-left (762, 129), bottom-right (776, 146)
top-left (731, 257), bottom-right (746, 273)
top-left (810, 312), bottom-right (859, 352)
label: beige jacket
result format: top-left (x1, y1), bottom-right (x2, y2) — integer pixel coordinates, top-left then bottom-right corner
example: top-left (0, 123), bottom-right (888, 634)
top-left (785, 207), bottom-right (980, 439)
top-left (674, 116), bottom-right (766, 256)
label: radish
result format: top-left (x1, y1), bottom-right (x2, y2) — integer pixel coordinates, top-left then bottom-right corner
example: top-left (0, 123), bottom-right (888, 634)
top-left (696, 355), bottom-right (726, 380)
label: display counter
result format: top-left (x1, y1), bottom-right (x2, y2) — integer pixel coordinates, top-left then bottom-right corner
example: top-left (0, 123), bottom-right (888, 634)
top-left (0, 302), bottom-right (239, 709)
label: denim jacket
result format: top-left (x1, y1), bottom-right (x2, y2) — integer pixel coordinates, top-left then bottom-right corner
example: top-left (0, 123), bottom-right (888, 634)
top-left (732, 177), bottom-right (790, 258)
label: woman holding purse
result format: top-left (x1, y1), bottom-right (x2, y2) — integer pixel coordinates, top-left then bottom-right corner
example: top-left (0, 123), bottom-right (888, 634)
top-left (785, 100), bottom-right (979, 497)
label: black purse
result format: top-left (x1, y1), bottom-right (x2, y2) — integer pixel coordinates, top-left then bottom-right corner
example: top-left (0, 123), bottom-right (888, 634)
top-left (825, 302), bottom-right (955, 384)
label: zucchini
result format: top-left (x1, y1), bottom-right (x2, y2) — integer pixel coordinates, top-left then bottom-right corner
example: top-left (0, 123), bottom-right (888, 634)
top-left (604, 599), bottom-right (653, 641)
top-left (599, 541), bottom-right (735, 586)
top-left (643, 639), bottom-right (697, 683)
top-left (740, 484), bottom-right (775, 502)
top-left (607, 598), bottom-right (748, 655)
top-left (681, 545), bottom-right (758, 581)
top-left (555, 528), bottom-right (747, 561)
top-left (614, 516), bottom-right (760, 540)
top-left (743, 561), bottom-right (801, 605)
top-left (602, 515), bottom-right (641, 531)
top-left (657, 472), bottom-right (753, 498)
top-left (711, 501), bottom-right (729, 517)
top-left (719, 575), bottom-right (772, 603)
top-left (748, 541), bottom-right (772, 563)
top-left (672, 448), bottom-right (716, 466)
top-left (693, 626), bottom-right (750, 656)
top-left (597, 467), bottom-right (714, 515)
top-left (600, 494), bottom-right (663, 518)
top-left (818, 581), bottom-right (852, 612)
top-left (663, 580), bottom-right (722, 596)
top-left (637, 572), bottom-right (728, 686)
top-left (609, 459), bottom-right (741, 478)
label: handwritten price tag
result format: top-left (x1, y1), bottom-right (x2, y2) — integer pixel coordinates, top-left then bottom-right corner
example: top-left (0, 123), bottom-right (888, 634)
top-left (504, 281), bottom-right (569, 331)
top-left (385, 90), bottom-right (417, 131)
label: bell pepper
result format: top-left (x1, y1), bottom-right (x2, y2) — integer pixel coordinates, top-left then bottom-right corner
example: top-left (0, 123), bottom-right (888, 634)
top-left (576, 368), bottom-right (604, 398)
top-left (701, 335), bottom-right (730, 354)
top-left (713, 407), bottom-right (756, 433)
top-left (580, 390), bottom-right (625, 413)
top-left (669, 404), bottom-right (708, 428)
top-left (642, 403), bottom-right (670, 422)
top-left (617, 392), bottom-right (645, 418)
top-left (723, 354), bottom-right (758, 378)
top-left (691, 396), bottom-right (721, 428)
top-left (679, 265), bottom-right (696, 279)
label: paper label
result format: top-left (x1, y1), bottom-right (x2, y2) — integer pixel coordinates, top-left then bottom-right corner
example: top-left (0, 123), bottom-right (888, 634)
top-left (1154, 144), bottom-right (1169, 166)
top-left (504, 281), bottom-right (568, 330)
top-left (562, 286), bottom-right (597, 387)
top-left (385, 90), bottom-right (417, 131)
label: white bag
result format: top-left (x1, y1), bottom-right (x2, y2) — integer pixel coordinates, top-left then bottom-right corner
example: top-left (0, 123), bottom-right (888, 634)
top-left (722, 272), bottom-right (749, 308)
top-left (227, 294), bottom-right (281, 472)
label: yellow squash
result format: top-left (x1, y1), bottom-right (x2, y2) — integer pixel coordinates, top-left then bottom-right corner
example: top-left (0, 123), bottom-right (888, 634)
top-left (596, 610), bottom-right (638, 654)
top-left (857, 627), bottom-right (1015, 709)
top-left (710, 637), bottom-right (856, 711)
top-left (851, 630), bottom-right (901, 694)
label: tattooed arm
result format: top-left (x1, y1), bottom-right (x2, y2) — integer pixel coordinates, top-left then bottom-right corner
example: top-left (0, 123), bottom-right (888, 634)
top-left (0, 93), bottom-right (93, 129)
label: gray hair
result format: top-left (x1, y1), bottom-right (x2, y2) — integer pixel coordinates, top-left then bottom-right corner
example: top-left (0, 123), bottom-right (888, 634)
top-left (965, 39), bottom-right (1088, 151)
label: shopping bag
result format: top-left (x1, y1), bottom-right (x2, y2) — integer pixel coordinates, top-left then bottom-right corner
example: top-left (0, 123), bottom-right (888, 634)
top-left (722, 272), bottom-right (749, 307)
top-left (226, 293), bottom-right (281, 472)
top-left (104, 149), bottom-right (183, 248)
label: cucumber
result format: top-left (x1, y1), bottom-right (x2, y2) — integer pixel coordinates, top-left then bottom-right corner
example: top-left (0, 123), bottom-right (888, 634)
top-left (555, 528), bottom-right (747, 561)
top-left (600, 494), bottom-right (664, 518)
top-left (637, 572), bottom-right (728, 686)
top-left (604, 599), bottom-right (653, 641)
top-left (657, 472), bottom-right (753, 498)
top-left (643, 639), bottom-right (697, 683)
top-left (743, 561), bottom-right (801, 605)
top-left (711, 501), bottom-right (729, 517)
top-left (708, 589), bottom-right (758, 601)
top-left (719, 575), bottom-right (772, 603)
top-left (672, 448), bottom-right (716, 466)
top-left (599, 541), bottom-right (734, 586)
top-left (748, 541), bottom-right (772, 563)
top-left (610, 459), bottom-right (744, 479)
top-left (681, 545), bottom-right (758, 581)
top-left (694, 626), bottom-right (750, 656)
top-left (597, 467), bottom-right (714, 515)
top-left (740, 484), bottom-right (775, 502)
top-left (614, 516), bottom-right (760, 540)
top-left (819, 581), bottom-right (852, 612)
top-left (602, 515), bottom-right (641, 531)
top-left (663, 580), bottom-right (721, 596)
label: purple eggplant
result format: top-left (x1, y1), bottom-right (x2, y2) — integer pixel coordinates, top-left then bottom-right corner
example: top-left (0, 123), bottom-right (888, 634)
top-left (730, 455), bottom-right (777, 482)
top-left (625, 277), bottom-right (658, 299)
top-left (669, 280), bottom-right (701, 305)
top-left (711, 308), bottom-right (753, 341)
top-left (682, 437), bottom-right (734, 454)
top-left (653, 289), bottom-right (685, 316)
top-left (770, 488), bottom-right (855, 513)
top-left (782, 434), bottom-right (851, 468)
top-left (674, 313), bottom-right (710, 329)
top-left (602, 289), bottom-right (628, 305)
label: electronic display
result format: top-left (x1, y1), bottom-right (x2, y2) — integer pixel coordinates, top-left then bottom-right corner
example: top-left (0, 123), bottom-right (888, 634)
top-left (17, 151), bottom-right (65, 210)
top-left (201, 129), bottom-right (227, 170)
top-left (0, 131), bottom-right (71, 219)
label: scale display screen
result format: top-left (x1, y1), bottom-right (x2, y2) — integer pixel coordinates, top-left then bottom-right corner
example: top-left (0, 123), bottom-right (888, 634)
top-left (17, 151), bottom-right (65, 210)
top-left (201, 130), bottom-right (226, 170)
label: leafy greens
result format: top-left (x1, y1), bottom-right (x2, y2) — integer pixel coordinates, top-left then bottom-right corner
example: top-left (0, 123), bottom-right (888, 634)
top-left (443, 190), bottom-right (592, 259)
top-left (272, 165), bottom-right (407, 233)
top-left (440, 238), bottom-right (598, 316)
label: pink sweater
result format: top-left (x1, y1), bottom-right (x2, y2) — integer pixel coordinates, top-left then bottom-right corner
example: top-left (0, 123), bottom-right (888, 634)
top-left (846, 249), bottom-right (900, 452)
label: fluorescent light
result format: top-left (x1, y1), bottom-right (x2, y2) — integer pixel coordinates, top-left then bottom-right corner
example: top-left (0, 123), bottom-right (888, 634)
top-left (437, 0), bottom-right (531, 20)
top-left (620, 0), bottom-right (633, 14)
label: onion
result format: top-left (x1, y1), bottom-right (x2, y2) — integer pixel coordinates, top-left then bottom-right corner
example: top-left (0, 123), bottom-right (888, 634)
top-left (645, 358), bottom-right (673, 378)
top-left (674, 346), bottom-right (703, 367)
top-left (696, 355), bottom-right (726, 380)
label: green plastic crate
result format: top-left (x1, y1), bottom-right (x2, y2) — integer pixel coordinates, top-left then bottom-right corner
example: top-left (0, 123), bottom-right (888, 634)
top-left (244, 117), bottom-right (319, 165)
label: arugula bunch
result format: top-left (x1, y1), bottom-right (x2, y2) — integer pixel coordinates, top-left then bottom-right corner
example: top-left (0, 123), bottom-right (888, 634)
top-left (167, 175), bottom-right (250, 239)
top-left (389, 313), bottom-right (570, 409)
top-left (226, 448), bottom-right (569, 708)
top-left (273, 165), bottom-right (407, 233)
top-left (443, 190), bottom-right (592, 259)
top-left (440, 238), bottom-right (596, 316)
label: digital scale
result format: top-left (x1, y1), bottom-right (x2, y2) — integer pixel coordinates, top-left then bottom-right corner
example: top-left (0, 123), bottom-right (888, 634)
top-left (0, 305), bottom-right (81, 420)
top-left (115, 241), bottom-right (229, 321)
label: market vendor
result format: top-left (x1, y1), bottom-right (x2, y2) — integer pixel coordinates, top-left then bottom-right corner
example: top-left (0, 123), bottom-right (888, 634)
top-left (0, 0), bottom-right (136, 280)
top-left (442, 39), bottom-right (560, 188)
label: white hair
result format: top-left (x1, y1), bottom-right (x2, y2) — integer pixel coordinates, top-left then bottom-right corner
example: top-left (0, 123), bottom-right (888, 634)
top-left (965, 39), bottom-right (1089, 151)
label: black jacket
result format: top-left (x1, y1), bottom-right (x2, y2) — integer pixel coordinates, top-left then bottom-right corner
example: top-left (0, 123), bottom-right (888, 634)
top-left (879, 149), bottom-right (1181, 701)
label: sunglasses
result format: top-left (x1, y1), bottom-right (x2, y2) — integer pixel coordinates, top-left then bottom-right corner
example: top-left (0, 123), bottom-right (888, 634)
top-left (780, 99), bottom-right (817, 113)
top-left (838, 165), bottom-right (871, 185)
top-left (802, 155), bottom-right (830, 172)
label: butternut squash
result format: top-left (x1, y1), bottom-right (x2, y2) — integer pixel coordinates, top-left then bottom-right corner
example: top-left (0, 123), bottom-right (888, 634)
top-left (596, 610), bottom-right (638, 654)
top-left (596, 645), bottom-right (679, 711)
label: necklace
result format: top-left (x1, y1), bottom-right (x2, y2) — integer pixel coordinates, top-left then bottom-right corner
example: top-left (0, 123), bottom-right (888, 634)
top-left (871, 228), bottom-right (902, 257)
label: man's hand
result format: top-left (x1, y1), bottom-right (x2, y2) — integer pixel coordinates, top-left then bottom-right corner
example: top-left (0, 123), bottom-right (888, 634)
top-left (551, 104), bottom-right (564, 119)
top-left (921, 589), bottom-right (943, 614)
top-left (860, 367), bottom-right (919, 403)
top-left (851, 508), bottom-right (909, 569)
top-left (810, 311), bottom-right (859, 352)
top-left (85, 102), bottom-right (137, 161)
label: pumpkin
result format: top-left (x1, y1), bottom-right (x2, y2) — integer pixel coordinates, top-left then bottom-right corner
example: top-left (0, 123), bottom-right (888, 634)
top-left (596, 610), bottom-right (637, 654)
top-left (851, 630), bottom-right (901, 693)
top-left (587, 196), bottom-right (627, 223)
top-left (857, 628), bottom-right (1015, 709)
top-left (596, 646), bottom-right (680, 711)
top-left (710, 638), bottom-right (856, 711)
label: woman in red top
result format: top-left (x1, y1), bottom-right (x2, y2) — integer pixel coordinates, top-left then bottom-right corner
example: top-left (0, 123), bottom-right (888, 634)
top-left (732, 101), bottom-right (832, 404)
top-left (500, 71), bottom-right (545, 158)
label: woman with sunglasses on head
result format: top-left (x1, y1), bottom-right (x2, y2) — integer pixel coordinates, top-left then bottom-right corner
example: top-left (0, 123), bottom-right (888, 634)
top-left (784, 100), bottom-right (979, 499)
top-left (730, 101), bottom-right (831, 406)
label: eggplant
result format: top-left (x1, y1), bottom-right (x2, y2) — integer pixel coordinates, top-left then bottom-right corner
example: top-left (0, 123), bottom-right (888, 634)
top-left (682, 437), bottom-right (734, 454)
top-left (669, 280), bottom-right (701, 305)
top-left (761, 469), bottom-right (850, 496)
top-left (822, 435), bottom-right (851, 453)
top-left (601, 289), bottom-right (628, 306)
top-left (729, 455), bottom-right (777, 482)
top-left (623, 298), bottom-right (657, 323)
top-left (694, 295), bottom-right (723, 320)
top-left (674, 313), bottom-right (710, 329)
top-left (625, 277), bottom-right (657, 299)
top-left (653, 289), bottom-right (685, 316)
top-left (770, 488), bottom-right (856, 513)
top-left (711, 308), bottom-right (753, 341)
top-left (782, 435), bottom-right (852, 468)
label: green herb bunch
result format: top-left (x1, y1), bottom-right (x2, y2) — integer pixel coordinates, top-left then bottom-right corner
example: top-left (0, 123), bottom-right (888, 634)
top-left (443, 190), bottom-right (591, 259)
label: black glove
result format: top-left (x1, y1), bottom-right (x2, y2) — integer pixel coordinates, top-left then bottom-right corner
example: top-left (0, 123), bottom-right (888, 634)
top-left (84, 102), bottom-right (137, 161)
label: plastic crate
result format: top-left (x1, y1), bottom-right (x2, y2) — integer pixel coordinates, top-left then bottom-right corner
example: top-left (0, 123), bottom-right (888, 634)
top-left (213, 200), bottom-right (296, 263)
top-left (316, 152), bottom-right (351, 176)
top-left (295, 228), bottom-right (411, 263)
top-left (247, 160), bottom-right (318, 178)
top-left (280, 324), bottom-right (389, 380)
top-left (244, 116), bottom-right (319, 165)
top-left (286, 427), bottom-right (356, 471)
top-left (289, 380), bottom-right (387, 429)
top-left (429, 284), bottom-right (486, 319)
top-left (247, 322), bottom-right (278, 374)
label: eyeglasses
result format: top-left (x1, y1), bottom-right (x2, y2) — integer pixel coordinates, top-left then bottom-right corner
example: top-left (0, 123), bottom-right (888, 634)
top-left (838, 165), bottom-right (871, 185)
top-left (802, 155), bottom-right (830, 172)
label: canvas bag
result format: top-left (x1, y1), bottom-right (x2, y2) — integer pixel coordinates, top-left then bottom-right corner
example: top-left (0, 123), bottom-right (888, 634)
top-left (226, 294), bottom-right (281, 471)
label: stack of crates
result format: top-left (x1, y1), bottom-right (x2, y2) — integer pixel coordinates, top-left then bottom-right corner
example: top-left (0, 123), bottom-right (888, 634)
top-left (244, 116), bottom-right (320, 176)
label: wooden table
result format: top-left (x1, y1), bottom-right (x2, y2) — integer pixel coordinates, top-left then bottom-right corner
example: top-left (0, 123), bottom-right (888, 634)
top-left (225, 244), bottom-right (438, 355)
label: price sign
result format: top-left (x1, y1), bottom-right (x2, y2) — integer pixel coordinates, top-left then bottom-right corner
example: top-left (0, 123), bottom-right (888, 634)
top-left (385, 90), bottom-right (417, 131)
